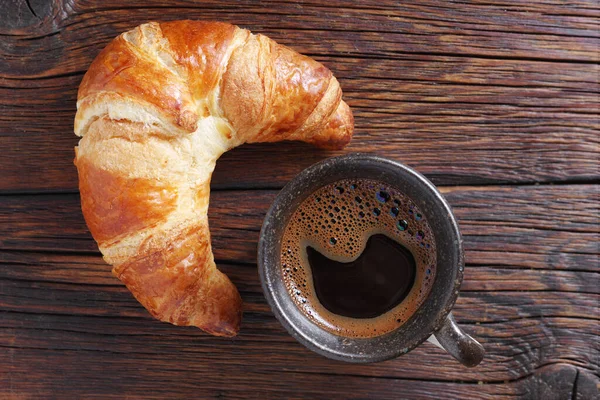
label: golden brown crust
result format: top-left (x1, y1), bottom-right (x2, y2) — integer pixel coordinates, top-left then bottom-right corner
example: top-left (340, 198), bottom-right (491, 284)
top-left (114, 223), bottom-right (242, 336)
top-left (78, 34), bottom-right (198, 132)
top-left (307, 101), bottom-right (354, 150)
top-left (75, 159), bottom-right (178, 245)
top-left (74, 20), bottom-right (353, 336)
top-left (220, 34), bottom-right (338, 144)
top-left (159, 21), bottom-right (238, 105)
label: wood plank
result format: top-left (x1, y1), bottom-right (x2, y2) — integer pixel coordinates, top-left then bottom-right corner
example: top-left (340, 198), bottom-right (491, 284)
top-left (1, 343), bottom-right (585, 399)
top-left (0, 256), bottom-right (598, 396)
top-left (3, 1), bottom-right (598, 64)
top-left (1, 259), bottom-right (598, 325)
top-left (1, 185), bottom-right (597, 272)
top-left (0, 345), bottom-right (589, 398)
top-left (2, 58), bottom-right (598, 192)
top-left (1, 2), bottom-right (598, 192)
top-left (2, 252), bottom-right (597, 296)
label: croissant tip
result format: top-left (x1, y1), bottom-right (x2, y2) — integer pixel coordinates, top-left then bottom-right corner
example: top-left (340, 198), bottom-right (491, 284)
top-left (196, 296), bottom-right (243, 337)
top-left (209, 327), bottom-right (239, 338)
top-left (201, 316), bottom-right (242, 337)
top-left (310, 126), bottom-right (353, 150)
top-left (308, 100), bottom-right (354, 150)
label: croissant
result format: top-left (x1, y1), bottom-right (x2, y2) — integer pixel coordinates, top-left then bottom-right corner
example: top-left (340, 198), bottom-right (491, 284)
top-left (73, 21), bottom-right (353, 336)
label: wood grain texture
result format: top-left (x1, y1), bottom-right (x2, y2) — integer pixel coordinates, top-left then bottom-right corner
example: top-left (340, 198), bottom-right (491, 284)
top-left (1, 0), bottom-right (599, 398)
top-left (1, 185), bottom-right (597, 272)
top-left (0, 0), bottom-right (598, 192)
top-left (1, 185), bottom-right (598, 398)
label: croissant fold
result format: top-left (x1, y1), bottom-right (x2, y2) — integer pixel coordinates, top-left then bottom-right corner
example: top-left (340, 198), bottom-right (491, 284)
top-left (74, 20), bottom-right (354, 336)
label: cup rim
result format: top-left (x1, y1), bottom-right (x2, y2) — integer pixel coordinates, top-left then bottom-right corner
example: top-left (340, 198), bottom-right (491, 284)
top-left (258, 153), bottom-right (464, 363)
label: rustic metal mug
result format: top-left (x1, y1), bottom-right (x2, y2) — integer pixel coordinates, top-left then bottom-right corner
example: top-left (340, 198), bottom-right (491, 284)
top-left (258, 154), bottom-right (485, 366)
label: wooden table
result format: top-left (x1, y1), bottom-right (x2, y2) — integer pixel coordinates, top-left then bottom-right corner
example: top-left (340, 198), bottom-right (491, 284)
top-left (1, 1), bottom-right (598, 398)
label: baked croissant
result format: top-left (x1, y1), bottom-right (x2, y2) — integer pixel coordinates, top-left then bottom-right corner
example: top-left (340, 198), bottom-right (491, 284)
top-left (73, 21), bottom-right (353, 336)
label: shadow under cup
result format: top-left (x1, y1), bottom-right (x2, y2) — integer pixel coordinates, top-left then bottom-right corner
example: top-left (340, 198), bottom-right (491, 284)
top-left (258, 154), bottom-right (484, 365)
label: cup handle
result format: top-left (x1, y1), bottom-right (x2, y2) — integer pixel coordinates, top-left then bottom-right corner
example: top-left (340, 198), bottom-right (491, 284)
top-left (427, 312), bottom-right (485, 367)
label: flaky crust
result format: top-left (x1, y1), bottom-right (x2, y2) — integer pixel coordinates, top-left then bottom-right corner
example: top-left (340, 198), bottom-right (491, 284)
top-left (74, 21), bottom-right (353, 336)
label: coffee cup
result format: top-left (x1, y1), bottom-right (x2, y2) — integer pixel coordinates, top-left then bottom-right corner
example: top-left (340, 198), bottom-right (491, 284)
top-left (258, 153), bottom-right (485, 367)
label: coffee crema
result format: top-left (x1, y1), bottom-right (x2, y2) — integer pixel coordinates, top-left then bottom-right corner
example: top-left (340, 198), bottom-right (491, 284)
top-left (280, 179), bottom-right (437, 338)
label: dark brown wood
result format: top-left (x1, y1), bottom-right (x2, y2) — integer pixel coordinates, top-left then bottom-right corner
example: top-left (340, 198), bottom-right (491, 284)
top-left (1, 1), bottom-right (599, 192)
top-left (1, 185), bottom-right (599, 397)
top-left (1, 185), bottom-right (597, 272)
top-left (1, 0), bottom-right (599, 398)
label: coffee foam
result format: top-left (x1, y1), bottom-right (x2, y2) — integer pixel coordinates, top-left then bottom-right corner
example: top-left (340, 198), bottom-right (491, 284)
top-left (281, 179), bottom-right (437, 338)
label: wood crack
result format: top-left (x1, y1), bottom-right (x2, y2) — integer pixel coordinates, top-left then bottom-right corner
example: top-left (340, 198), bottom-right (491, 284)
top-left (571, 368), bottom-right (580, 400)
top-left (302, 50), bottom-right (600, 65)
top-left (24, 0), bottom-right (39, 20)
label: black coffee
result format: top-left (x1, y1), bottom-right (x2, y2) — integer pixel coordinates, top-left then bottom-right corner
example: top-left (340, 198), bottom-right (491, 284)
top-left (281, 179), bottom-right (436, 338)
top-left (307, 234), bottom-right (416, 318)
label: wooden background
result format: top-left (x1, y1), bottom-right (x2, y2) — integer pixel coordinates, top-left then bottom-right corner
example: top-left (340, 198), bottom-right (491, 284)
top-left (1, 0), bottom-right (598, 398)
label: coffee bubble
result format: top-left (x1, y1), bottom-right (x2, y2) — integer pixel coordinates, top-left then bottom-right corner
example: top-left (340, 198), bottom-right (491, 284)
top-left (280, 179), bottom-right (437, 338)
